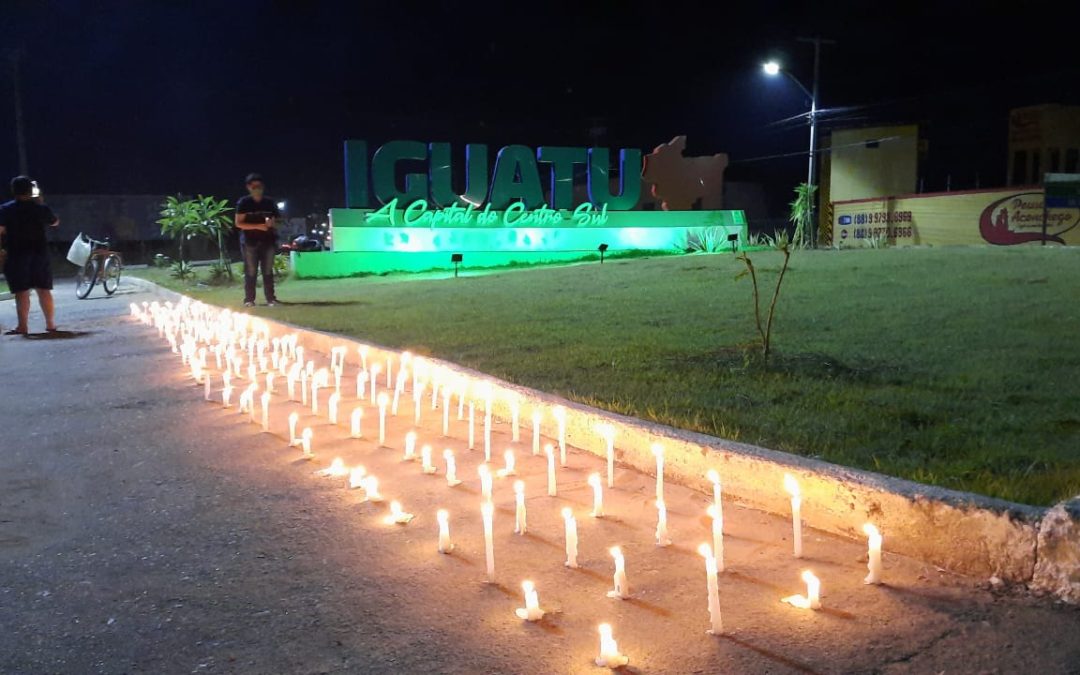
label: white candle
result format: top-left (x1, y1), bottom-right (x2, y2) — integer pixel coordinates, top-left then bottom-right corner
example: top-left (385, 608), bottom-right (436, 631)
top-left (377, 392), bottom-right (389, 446)
top-left (708, 505), bottom-right (724, 572)
top-left (350, 407), bottom-right (363, 438)
top-left (707, 469), bottom-right (723, 532)
top-left (391, 383), bottom-right (401, 417)
top-left (510, 399), bottom-right (520, 442)
top-left (698, 543), bottom-right (723, 634)
top-left (468, 402), bottom-right (475, 450)
top-left (384, 500), bottom-right (414, 525)
top-left (588, 473), bottom-right (604, 518)
top-left (483, 409), bottom-right (492, 462)
top-left (403, 431), bottom-right (417, 461)
top-left (864, 523), bottom-right (883, 585)
top-left (385, 357), bottom-right (392, 389)
top-left (514, 480), bottom-right (527, 534)
top-left (421, 445), bottom-right (436, 474)
top-left (442, 389), bottom-right (450, 436)
top-left (222, 385), bottom-right (233, 408)
top-left (531, 410), bottom-right (541, 455)
top-left (261, 392), bottom-right (270, 432)
top-left (349, 466), bottom-right (366, 489)
top-left (300, 427), bottom-right (313, 459)
top-left (607, 547), bottom-right (629, 599)
top-left (316, 457), bottom-right (349, 478)
top-left (444, 449), bottom-right (461, 486)
top-left (288, 411), bottom-right (299, 446)
top-left (457, 385), bottom-right (465, 420)
top-left (369, 364), bottom-right (380, 405)
top-left (595, 623), bottom-right (629, 668)
top-left (437, 509), bottom-right (452, 553)
top-left (266, 372), bottom-right (275, 394)
top-left (362, 475), bottom-right (383, 502)
top-left (300, 369), bottom-right (308, 406)
top-left (334, 370), bottom-right (342, 395)
top-left (554, 405), bottom-right (567, 465)
top-left (546, 444), bottom-right (557, 496)
top-left (784, 474), bottom-right (802, 558)
top-left (414, 384), bottom-right (424, 426)
top-left (652, 443), bottom-right (664, 503)
top-left (478, 463), bottom-right (492, 503)
top-left (562, 507), bottom-right (578, 568)
top-left (600, 424), bottom-right (616, 488)
top-left (655, 500), bottom-right (672, 547)
top-left (358, 345), bottom-right (368, 371)
top-left (204, 374), bottom-right (212, 401)
top-left (515, 580), bottom-right (545, 622)
top-left (356, 368), bottom-right (366, 400)
top-left (287, 364), bottom-right (299, 400)
top-left (328, 392), bottom-right (340, 425)
top-left (248, 363), bottom-right (257, 383)
top-left (431, 379), bottom-right (439, 410)
top-left (782, 570), bottom-right (822, 610)
top-left (481, 502), bottom-right (495, 583)
top-left (246, 384), bottom-right (258, 422)
top-left (498, 449), bottom-right (516, 478)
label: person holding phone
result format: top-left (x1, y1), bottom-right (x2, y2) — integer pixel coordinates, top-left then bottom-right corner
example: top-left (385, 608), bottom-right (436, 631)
top-left (234, 173), bottom-right (281, 307)
top-left (0, 175), bottom-right (60, 335)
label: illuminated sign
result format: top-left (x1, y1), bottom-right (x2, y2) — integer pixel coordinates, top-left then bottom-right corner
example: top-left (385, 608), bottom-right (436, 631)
top-left (344, 140), bottom-right (641, 211)
top-left (367, 198), bottom-right (610, 228)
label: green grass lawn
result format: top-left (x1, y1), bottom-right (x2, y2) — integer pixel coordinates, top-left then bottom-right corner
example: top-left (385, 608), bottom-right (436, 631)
top-left (134, 246), bottom-right (1080, 506)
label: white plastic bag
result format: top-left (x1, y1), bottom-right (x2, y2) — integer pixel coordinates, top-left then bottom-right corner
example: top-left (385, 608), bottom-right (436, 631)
top-left (66, 233), bottom-right (91, 267)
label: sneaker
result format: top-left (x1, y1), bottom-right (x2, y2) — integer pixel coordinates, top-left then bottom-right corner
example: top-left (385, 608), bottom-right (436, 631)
top-left (243, 301), bottom-right (255, 308)
top-left (266, 299), bottom-right (279, 307)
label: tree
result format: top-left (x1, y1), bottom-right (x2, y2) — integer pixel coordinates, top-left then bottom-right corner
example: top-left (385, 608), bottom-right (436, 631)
top-left (157, 195), bottom-right (234, 276)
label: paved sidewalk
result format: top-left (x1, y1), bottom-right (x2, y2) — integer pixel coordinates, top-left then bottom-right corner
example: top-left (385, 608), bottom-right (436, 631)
top-left (1, 282), bottom-right (1079, 674)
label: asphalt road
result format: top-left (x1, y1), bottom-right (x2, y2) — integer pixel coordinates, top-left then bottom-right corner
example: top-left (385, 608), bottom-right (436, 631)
top-left (1, 280), bottom-right (1079, 674)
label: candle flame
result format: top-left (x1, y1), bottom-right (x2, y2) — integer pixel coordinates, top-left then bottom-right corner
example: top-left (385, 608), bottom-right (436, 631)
top-left (698, 542), bottom-right (713, 558)
top-left (707, 469), bottom-right (720, 484)
top-left (609, 546), bottom-right (622, 559)
top-left (377, 392), bottom-right (389, 406)
top-left (514, 480), bottom-right (525, 495)
top-left (863, 523), bottom-right (880, 539)
top-left (562, 507), bottom-right (573, 520)
top-left (437, 509), bottom-right (448, 523)
top-left (651, 443), bottom-right (664, 458)
top-left (801, 569), bottom-right (818, 584)
top-left (783, 473), bottom-right (800, 497)
top-left (707, 504), bottom-right (719, 520)
top-left (588, 473), bottom-right (601, 487)
top-left (522, 580), bottom-right (534, 593)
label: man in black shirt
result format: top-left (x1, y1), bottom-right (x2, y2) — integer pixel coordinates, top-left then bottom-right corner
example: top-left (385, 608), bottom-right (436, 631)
top-left (0, 176), bottom-right (60, 335)
top-left (235, 173), bottom-right (281, 307)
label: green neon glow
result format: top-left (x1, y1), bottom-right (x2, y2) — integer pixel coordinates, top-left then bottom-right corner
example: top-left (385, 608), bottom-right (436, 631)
top-left (366, 198), bottom-right (611, 228)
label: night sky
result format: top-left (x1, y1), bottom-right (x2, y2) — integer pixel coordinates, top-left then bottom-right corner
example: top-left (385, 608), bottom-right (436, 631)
top-left (3, 0), bottom-right (1079, 215)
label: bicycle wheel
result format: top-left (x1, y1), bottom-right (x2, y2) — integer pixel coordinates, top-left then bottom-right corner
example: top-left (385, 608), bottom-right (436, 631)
top-left (75, 258), bottom-right (99, 299)
top-left (102, 254), bottom-right (122, 295)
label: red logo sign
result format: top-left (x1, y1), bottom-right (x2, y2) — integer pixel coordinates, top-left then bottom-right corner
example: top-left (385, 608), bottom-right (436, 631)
top-left (979, 192), bottom-right (1077, 245)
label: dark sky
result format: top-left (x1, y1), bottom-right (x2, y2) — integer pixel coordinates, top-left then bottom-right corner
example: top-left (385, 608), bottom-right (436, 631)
top-left (2, 0), bottom-right (1079, 214)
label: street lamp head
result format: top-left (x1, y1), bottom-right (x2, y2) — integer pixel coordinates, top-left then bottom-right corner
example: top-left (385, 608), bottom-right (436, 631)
top-left (763, 61), bottom-right (781, 76)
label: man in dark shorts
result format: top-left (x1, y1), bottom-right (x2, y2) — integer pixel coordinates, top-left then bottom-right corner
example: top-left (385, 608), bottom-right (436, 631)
top-left (0, 176), bottom-right (60, 335)
top-left (234, 173), bottom-right (281, 307)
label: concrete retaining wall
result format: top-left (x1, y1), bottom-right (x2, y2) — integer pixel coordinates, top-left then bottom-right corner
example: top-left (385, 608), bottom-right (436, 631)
top-left (128, 277), bottom-right (1079, 601)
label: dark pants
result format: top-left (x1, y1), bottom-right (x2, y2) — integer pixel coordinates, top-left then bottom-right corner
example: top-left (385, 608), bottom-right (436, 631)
top-left (243, 240), bottom-right (276, 303)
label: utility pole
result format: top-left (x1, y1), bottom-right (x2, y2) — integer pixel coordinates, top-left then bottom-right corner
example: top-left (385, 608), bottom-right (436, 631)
top-left (796, 36), bottom-right (835, 248)
top-left (10, 49), bottom-right (29, 176)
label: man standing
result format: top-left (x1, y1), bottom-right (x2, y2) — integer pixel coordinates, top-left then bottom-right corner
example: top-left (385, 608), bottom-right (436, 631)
top-left (0, 176), bottom-right (59, 335)
top-left (235, 173), bottom-right (281, 307)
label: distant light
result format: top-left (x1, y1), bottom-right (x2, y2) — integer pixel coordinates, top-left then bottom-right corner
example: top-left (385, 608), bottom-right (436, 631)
top-left (277, 201), bottom-right (286, 210)
top-left (763, 61), bottom-right (781, 76)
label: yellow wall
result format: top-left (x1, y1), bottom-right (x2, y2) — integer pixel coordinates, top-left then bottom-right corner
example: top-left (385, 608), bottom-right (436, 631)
top-left (1008, 105), bottom-right (1080, 185)
top-left (829, 125), bottom-right (919, 203)
top-left (833, 187), bottom-right (1080, 247)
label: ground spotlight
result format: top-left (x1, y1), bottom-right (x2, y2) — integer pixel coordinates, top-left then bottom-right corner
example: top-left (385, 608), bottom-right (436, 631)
top-left (727, 233), bottom-right (739, 253)
top-left (598, 243), bottom-right (609, 264)
top-left (451, 253), bottom-right (463, 277)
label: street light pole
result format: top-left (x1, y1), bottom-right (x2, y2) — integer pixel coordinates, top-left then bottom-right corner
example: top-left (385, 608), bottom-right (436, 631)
top-left (796, 36), bottom-right (834, 247)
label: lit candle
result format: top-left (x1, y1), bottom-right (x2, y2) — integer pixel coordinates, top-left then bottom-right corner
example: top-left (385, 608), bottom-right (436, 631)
top-left (421, 445), bottom-right (436, 474)
top-left (478, 463), bottom-right (493, 503)
top-left (510, 398), bottom-right (520, 442)
top-left (204, 374), bottom-right (212, 401)
top-left (287, 363), bottom-right (300, 400)
top-left (483, 408), bottom-right (492, 462)
top-left (300, 368), bottom-right (308, 406)
top-left (444, 449), bottom-right (461, 486)
top-left (497, 449), bottom-right (516, 478)
top-left (316, 457), bottom-right (349, 478)
top-left (468, 402), bottom-right (475, 450)
top-left (222, 385), bottom-right (233, 408)
top-left (356, 368), bottom-right (367, 400)
top-left (300, 427), bottom-right (313, 459)
top-left (864, 523), bottom-right (883, 585)
top-left (248, 363), bottom-right (257, 383)
top-left (414, 384), bottom-right (424, 426)
top-left (546, 444), bottom-right (557, 496)
top-left (698, 543), bottom-right (723, 635)
top-left (288, 411), bottom-right (299, 446)
top-left (783, 570), bottom-right (822, 610)
top-left (655, 500), bottom-right (672, 547)
top-left (562, 507), bottom-right (578, 568)
top-left (362, 475), bottom-right (384, 502)
top-left (442, 389), bottom-right (451, 437)
top-left (431, 379), bottom-right (438, 410)
top-left (531, 410), bottom-right (541, 455)
top-left (266, 372), bottom-right (275, 394)
top-left (358, 345), bottom-right (368, 371)
top-left (384, 500), bottom-right (414, 525)
top-left (311, 369), bottom-right (326, 415)
top-left (328, 392), bottom-right (340, 425)
top-left (350, 407), bottom-right (363, 438)
top-left (403, 431), bottom-right (417, 461)
top-left (708, 505), bottom-right (724, 572)
top-left (599, 424), bottom-right (616, 488)
top-left (481, 502), bottom-right (495, 583)
top-left (246, 383), bottom-right (258, 422)
top-left (349, 466), bottom-right (366, 489)
top-left (707, 469), bottom-right (723, 531)
top-left (595, 623), bottom-right (629, 669)
top-left (554, 405), bottom-right (567, 465)
top-left (607, 547), bottom-right (629, 599)
top-left (377, 392), bottom-right (389, 446)
top-left (369, 364), bottom-right (381, 405)
top-left (334, 369), bottom-right (342, 395)
top-left (784, 474), bottom-right (803, 558)
top-left (588, 473), bottom-right (604, 518)
top-left (514, 480), bottom-right (527, 534)
top-left (652, 443), bottom-right (664, 503)
top-left (437, 509), bottom-right (452, 553)
top-left (457, 385), bottom-right (465, 420)
top-left (515, 580), bottom-right (545, 622)
top-left (261, 392), bottom-right (270, 432)
top-left (391, 378), bottom-right (402, 416)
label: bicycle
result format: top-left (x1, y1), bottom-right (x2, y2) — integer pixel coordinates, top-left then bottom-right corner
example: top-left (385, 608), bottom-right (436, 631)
top-left (75, 236), bottom-right (123, 299)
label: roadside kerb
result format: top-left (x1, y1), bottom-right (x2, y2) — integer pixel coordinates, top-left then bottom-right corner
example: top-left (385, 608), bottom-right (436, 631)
top-left (125, 276), bottom-right (1078, 601)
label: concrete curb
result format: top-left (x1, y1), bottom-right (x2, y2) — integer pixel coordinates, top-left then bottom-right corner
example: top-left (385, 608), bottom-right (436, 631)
top-left (125, 276), bottom-right (1079, 601)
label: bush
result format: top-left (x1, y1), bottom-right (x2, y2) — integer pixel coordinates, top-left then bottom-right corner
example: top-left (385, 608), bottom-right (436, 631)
top-left (206, 261), bottom-right (233, 285)
top-left (170, 260), bottom-right (195, 280)
top-left (273, 254), bottom-right (290, 281)
top-left (153, 253), bottom-right (172, 268)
